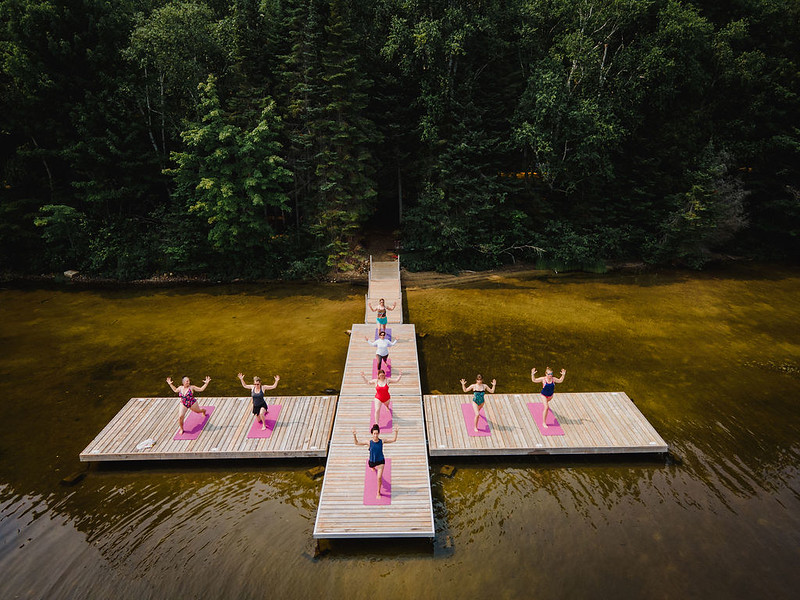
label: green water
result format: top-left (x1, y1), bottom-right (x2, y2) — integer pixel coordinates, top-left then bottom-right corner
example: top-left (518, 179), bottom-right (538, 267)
top-left (1, 264), bottom-right (798, 599)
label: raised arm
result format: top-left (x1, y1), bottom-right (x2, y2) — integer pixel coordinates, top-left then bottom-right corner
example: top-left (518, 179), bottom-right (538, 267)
top-left (352, 429), bottom-right (368, 446)
top-left (237, 373), bottom-right (254, 390)
top-left (360, 371), bottom-right (375, 385)
top-left (384, 428), bottom-right (400, 444)
top-left (192, 376), bottom-right (211, 392)
top-left (263, 375), bottom-right (280, 390)
top-left (531, 368), bottom-right (545, 383)
top-left (460, 378), bottom-right (470, 392)
top-left (166, 377), bottom-right (178, 393)
top-left (388, 371), bottom-right (403, 383)
top-left (367, 302), bottom-right (376, 312)
top-left (555, 369), bottom-right (566, 383)
top-left (365, 336), bottom-right (377, 346)
top-left (386, 301), bottom-right (397, 311)
top-left (487, 379), bottom-right (497, 393)
top-left (388, 337), bottom-right (399, 346)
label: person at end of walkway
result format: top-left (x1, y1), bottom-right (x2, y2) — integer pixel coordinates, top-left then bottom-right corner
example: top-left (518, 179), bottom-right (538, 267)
top-left (460, 374), bottom-right (496, 433)
top-left (353, 424), bottom-right (399, 499)
top-left (365, 330), bottom-right (399, 371)
top-left (368, 298), bottom-right (396, 334)
top-left (531, 367), bottom-right (566, 428)
top-left (166, 375), bottom-right (211, 435)
top-left (237, 372), bottom-right (280, 430)
top-left (360, 369), bottom-right (403, 426)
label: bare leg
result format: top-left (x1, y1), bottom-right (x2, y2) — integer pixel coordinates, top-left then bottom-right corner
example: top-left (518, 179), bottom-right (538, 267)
top-left (259, 407), bottom-right (269, 430)
top-left (542, 397), bottom-right (551, 428)
top-left (178, 405), bottom-right (188, 434)
top-left (374, 398), bottom-right (382, 425)
top-left (472, 402), bottom-right (480, 432)
top-left (189, 403), bottom-right (207, 417)
top-left (376, 463), bottom-right (385, 498)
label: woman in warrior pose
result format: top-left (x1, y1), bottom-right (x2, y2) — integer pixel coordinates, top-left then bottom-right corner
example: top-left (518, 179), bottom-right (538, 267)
top-left (353, 424), bottom-right (399, 499)
top-left (460, 374), bottom-right (496, 433)
top-left (237, 372), bottom-right (280, 430)
top-left (531, 367), bottom-right (566, 427)
top-left (360, 369), bottom-right (403, 426)
top-left (368, 298), bottom-right (396, 334)
top-left (166, 375), bottom-right (211, 435)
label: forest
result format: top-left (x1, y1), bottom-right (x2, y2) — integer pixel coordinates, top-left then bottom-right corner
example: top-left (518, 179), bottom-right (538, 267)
top-left (1, 0), bottom-right (798, 278)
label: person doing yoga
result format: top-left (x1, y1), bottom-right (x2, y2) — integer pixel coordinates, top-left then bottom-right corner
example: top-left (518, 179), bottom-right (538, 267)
top-left (365, 330), bottom-right (399, 371)
top-left (368, 298), bottom-right (396, 334)
top-left (531, 367), bottom-right (566, 428)
top-left (166, 375), bottom-right (211, 435)
top-left (360, 369), bottom-right (403, 426)
top-left (460, 374), bottom-right (496, 433)
top-left (353, 424), bottom-right (399, 499)
top-left (237, 372), bottom-right (280, 430)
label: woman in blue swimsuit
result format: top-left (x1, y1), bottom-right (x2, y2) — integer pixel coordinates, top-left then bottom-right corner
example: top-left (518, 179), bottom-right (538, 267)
top-left (238, 372), bottom-right (280, 430)
top-left (531, 367), bottom-right (566, 428)
top-left (166, 375), bottom-right (211, 435)
top-left (460, 374), bottom-right (496, 433)
top-left (353, 424), bottom-right (399, 499)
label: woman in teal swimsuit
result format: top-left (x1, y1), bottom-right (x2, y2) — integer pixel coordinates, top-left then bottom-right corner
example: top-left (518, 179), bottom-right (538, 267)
top-left (368, 298), bottom-right (396, 334)
top-left (531, 367), bottom-right (566, 428)
top-left (460, 374), bottom-right (496, 433)
top-left (166, 375), bottom-right (211, 435)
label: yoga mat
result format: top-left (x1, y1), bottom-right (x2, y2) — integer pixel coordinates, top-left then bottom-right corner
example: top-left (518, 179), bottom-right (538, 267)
top-left (363, 458), bottom-right (392, 505)
top-left (461, 403), bottom-right (491, 437)
top-left (370, 400), bottom-right (392, 431)
top-left (174, 406), bottom-right (215, 440)
top-left (374, 328), bottom-right (392, 340)
top-left (527, 403), bottom-right (565, 436)
top-left (246, 405), bottom-right (282, 439)
top-left (372, 356), bottom-right (391, 378)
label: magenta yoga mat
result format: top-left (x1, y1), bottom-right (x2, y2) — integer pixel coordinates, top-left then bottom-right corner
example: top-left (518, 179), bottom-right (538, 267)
top-left (374, 328), bottom-right (392, 340)
top-left (527, 403), bottom-right (565, 436)
top-left (363, 458), bottom-right (391, 505)
top-left (461, 403), bottom-right (491, 437)
top-left (246, 405), bottom-right (282, 439)
top-left (174, 406), bottom-right (215, 440)
top-left (372, 356), bottom-right (391, 378)
top-left (369, 400), bottom-right (392, 431)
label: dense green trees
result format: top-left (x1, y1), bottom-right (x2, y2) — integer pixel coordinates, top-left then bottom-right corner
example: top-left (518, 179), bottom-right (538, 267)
top-left (1, 0), bottom-right (798, 278)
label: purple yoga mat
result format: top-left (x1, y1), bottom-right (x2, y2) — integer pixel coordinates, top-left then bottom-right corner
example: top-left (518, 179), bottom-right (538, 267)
top-left (527, 402), bottom-right (565, 436)
top-left (374, 328), bottom-right (392, 340)
top-left (363, 458), bottom-right (391, 505)
top-left (372, 356), bottom-right (391, 378)
top-left (461, 403), bottom-right (491, 437)
top-left (174, 406), bottom-right (215, 440)
top-left (246, 405), bottom-right (282, 439)
top-left (370, 400), bottom-right (392, 432)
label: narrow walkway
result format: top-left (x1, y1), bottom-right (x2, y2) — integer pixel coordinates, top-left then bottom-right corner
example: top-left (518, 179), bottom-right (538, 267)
top-left (313, 259), bottom-right (435, 538)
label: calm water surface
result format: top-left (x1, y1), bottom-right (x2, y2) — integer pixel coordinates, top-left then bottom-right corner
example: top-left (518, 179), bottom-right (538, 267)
top-left (1, 264), bottom-right (798, 599)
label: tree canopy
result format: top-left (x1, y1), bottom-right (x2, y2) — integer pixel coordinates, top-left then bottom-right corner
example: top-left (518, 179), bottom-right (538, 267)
top-left (1, 0), bottom-right (798, 278)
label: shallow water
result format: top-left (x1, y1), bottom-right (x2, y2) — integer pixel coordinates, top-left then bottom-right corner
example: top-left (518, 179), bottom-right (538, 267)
top-left (1, 264), bottom-right (798, 599)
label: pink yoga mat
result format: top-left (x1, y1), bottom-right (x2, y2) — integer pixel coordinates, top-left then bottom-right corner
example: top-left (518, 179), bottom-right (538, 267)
top-left (370, 400), bottom-right (392, 431)
top-left (372, 356), bottom-right (391, 378)
top-left (363, 458), bottom-right (391, 505)
top-left (527, 403), bottom-right (565, 436)
top-left (461, 403), bottom-right (491, 437)
top-left (374, 328), bottom-right (392, 340)
top-left (174, 406), bottom-right (215, 440)
top-left (246, 405), bottom-right (282, 439)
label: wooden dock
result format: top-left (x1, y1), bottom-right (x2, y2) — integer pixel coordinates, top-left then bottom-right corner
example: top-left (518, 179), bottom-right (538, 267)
top-left (314, 259), bottom-right (435, 538)
top-left (424, 392), bottom-right (668, 456)
top-left (364, 256), bottom-right (402, 325)
top-left (79, 395), bottom-right (336, 461)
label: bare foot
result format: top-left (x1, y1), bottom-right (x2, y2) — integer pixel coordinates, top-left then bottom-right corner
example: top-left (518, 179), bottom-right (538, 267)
top-left (201, 409), bottom-right (207, 416)
top-left (261, 425), bottom-right (267, 431)
top-left (543, 422), bottom-right (549, 428)
top-left (376, 490), bottom-right (382, 499)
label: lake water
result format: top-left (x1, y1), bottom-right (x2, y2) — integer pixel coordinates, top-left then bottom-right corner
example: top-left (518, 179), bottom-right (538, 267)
top-left (1, 263), bottom-right (798, 599)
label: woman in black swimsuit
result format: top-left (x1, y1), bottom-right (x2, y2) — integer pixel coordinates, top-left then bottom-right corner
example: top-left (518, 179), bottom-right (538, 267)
top-left (238, 373), bottom-right (280, 430)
